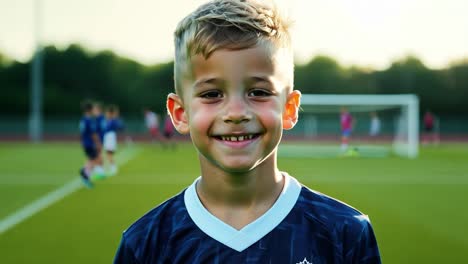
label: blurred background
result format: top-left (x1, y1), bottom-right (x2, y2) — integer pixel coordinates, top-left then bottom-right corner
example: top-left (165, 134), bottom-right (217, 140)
top-left (0, 0), bottom-right (467, 263)
top-left (1, 0), bottom-right (467, 139)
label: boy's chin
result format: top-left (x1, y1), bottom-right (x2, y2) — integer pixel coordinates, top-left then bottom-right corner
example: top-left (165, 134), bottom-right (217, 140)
top-left (213, 160), bottom-right (265, 175)
top-left (219, 166), bottom-right (255, 175)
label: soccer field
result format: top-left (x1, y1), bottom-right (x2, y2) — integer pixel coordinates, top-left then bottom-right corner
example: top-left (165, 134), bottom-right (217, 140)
top-left (0, 142), bottom-right (467, 263)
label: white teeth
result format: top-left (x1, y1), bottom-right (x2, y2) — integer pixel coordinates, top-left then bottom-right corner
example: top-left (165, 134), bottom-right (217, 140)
top-left (219, 135), bottom-right (255, 141)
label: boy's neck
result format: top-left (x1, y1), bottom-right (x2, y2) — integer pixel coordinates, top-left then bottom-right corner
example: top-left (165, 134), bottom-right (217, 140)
top-left (196, 156), bottom-right (284, 230)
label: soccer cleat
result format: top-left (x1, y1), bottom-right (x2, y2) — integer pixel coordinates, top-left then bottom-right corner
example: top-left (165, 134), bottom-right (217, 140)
top-left (338, 147), bottom-right (360, 158)
top-left (91, 166), bottom-right (107, 181)
top-left (80, 168), bottom-right (94, 189)
top-left (91, 172), bottom-right (107, 181)
top-left (345, 147), bottom-right (360, 157)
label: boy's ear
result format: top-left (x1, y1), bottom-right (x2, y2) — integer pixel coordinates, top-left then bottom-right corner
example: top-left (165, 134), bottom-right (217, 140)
top-left (282, 90), bottom-right (301, 130)
top-left (167, 93), bottom-right (190, 134)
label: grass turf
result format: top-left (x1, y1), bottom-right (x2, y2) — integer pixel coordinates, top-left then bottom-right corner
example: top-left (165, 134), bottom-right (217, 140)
top-left (0, 142), bottom-right (467, 263)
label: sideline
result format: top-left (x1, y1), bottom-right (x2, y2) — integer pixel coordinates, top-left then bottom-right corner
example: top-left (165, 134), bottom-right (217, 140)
top-left (0, 146), bottom-right (140, 235)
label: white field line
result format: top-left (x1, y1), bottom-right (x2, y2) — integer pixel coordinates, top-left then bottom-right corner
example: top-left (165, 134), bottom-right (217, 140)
top-left (0, 146), bottom-right (140, 235)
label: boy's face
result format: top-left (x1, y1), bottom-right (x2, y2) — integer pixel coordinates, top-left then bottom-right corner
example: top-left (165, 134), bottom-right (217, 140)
top-left (92, 105), bottom-right (102, 116)
top-left (168, 45), bottom-right (300, 173)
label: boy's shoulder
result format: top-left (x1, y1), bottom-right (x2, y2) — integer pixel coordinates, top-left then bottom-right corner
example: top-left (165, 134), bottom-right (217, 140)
top-left (295, 184), bottom-right (372, 235)
top-left (121, 190), bottom-right (187, 245)
top-left (293, 183), bottom-right (380, 262)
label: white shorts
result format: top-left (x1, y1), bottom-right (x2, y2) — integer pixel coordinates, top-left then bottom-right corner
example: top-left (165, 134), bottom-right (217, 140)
top-left (103, 131), bottom-right (117, 152)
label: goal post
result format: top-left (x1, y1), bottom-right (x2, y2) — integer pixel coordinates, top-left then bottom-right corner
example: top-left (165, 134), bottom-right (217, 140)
top-left (296, 94), bottom-right (419, 158)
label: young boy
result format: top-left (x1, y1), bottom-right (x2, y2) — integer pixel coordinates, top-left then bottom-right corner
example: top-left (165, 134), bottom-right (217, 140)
top-left (162, 113), bottom-right (176, 149)
top-left (103, 104), bottom-right (125, 175)
top-left (90, 101), bottom-right (106, 179)
top-left (423, 110), bottom-right (439, 145)
top-left (114, 1), bottom-right (381, 263)
top-left (79, 100), bottom-right (99, 188)
top-left (369, 111), bottom-right (381, 137)
top-left (340, 106), bottom-right (354, 152)
top-left (144, 108), bottom-right (161, 143)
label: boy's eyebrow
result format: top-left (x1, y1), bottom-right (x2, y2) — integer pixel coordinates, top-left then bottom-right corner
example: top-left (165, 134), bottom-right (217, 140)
top-left (193, 77), bottom-right (219, 88)
top-left (249, 76), bottom-right (272, 83)
top-left (248, 76), bottom-right (278, 88)
top-left (192, 76), bottom-right (274, 88)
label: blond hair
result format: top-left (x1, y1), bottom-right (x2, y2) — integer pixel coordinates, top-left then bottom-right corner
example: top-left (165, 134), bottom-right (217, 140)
top-left (174, 0), bottom-right (293, 94)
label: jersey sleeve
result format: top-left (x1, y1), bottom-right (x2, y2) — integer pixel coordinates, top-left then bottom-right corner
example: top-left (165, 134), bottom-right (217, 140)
top-left (80, 119), bottom-right (89, 134)
top-left (346, 217), bottom-right (381, 264)
top-left (113, 234), bottom-right (139, 264)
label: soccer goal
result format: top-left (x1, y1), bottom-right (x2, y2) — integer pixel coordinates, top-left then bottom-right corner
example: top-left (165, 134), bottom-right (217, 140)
top-left (281, 94), bottom-right (419, 158)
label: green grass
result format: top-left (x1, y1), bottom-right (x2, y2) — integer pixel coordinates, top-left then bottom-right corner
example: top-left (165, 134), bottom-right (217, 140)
top-left (0, 142), bottom-right (467, 263)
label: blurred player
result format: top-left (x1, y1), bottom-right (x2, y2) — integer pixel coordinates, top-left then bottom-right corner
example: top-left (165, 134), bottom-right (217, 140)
top-left (91, 101), bottom-right (106, 179)
top-left (144, 108), bottom-right (161, 143)
top-left (162, 114), bottom-right (176, 149)
top-left (423, 110), bottom-right (439, 145)
top-left (114, 1), bottom-right (380, 263)
top-left (369, 111), bottom-right (381, 138)
top-left (340, 106), bottom-right (354, 152)
top-left (78, 100), bottom-right (99, 188)
top-left (103, 104), bottom-right (125, 175)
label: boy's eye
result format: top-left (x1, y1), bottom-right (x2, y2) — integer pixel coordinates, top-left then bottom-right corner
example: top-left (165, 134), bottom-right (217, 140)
top-left (200, 90), bottom-right (223, 98)
top-left (248, 89), bottom-right (272, 97)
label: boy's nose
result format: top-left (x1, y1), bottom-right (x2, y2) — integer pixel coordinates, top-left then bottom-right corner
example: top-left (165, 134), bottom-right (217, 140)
top-left (222, 98), bottom-right (252, 124)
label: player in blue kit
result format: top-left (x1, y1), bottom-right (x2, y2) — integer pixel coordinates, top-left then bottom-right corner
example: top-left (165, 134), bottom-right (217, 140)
top-left (79, 100), bottom-right (100, 188)
top-left (103, 104), bottom-right (125, 175)
top-left (114, 0), bottom-right (381, 263)
top-left (92, 101), bottom-right (106, 179)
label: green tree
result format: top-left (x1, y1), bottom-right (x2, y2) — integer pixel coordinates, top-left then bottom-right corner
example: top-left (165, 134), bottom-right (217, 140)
top-left (295, 55), bottom-right (346, 94)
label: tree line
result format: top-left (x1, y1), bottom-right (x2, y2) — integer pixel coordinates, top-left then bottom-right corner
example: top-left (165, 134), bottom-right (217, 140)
top-left (1, 44), bottom-right (467, 117)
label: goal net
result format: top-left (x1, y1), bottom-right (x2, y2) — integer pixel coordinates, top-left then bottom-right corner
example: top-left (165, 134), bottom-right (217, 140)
top-left (281, 94), bottom-right (419, 158)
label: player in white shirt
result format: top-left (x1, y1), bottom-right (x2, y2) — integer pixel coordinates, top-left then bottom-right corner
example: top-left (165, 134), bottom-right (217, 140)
top-left (144, 109), bottom-right (161, 143)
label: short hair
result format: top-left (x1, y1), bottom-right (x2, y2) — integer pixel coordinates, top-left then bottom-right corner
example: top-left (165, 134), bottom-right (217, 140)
top-left (106, 104), bottom-right (119, 114)
top-left (93, 101), bottom-right (103, 110)
top-left (174, 0), bottom-right (294, 94)
top-left (81, 99), bottom-right (94, 113)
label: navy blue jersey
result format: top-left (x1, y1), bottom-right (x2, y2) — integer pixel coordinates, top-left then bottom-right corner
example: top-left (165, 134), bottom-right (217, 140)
top-left (96, 114), bottom-right (106, 142)
top-left (79, 116), bottom-right (97, 148)
top-left (105, 118), bottom-right (124, 133)
top-left (114, 174), bottom-right (381, 264)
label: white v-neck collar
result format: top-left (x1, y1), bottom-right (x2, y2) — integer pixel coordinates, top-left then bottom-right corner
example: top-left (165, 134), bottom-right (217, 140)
top-left (184, 173), bottom-right (302, 252)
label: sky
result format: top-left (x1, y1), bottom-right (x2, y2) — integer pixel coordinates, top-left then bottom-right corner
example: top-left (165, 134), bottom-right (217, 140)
top-left (1, 0), bottom-right (467, 69)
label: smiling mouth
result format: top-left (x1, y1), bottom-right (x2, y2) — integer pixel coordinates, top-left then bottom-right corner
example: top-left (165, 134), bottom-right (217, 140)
top-left (214, 134), bottom-right (260, 142)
